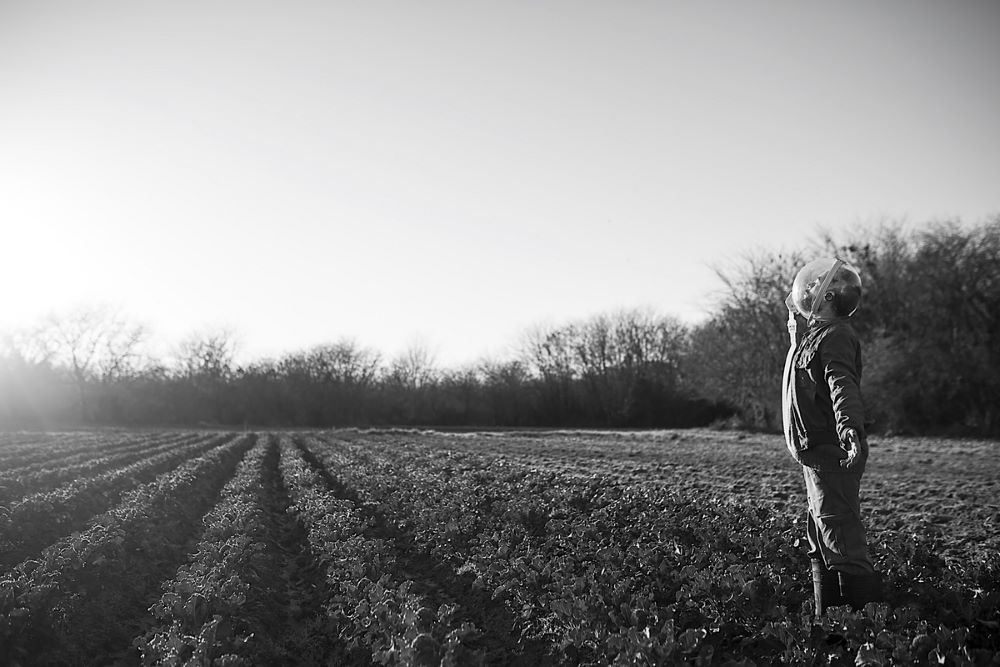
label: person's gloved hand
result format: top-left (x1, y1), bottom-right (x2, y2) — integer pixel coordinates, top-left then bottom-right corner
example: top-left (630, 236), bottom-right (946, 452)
top-left (839, 428), bottom-right (867, 469)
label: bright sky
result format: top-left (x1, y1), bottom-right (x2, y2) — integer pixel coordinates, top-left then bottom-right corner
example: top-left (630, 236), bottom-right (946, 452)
top-left (1, 1), bottom-right (998, 366)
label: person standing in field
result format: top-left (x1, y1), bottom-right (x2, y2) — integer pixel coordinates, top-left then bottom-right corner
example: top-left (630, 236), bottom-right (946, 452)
top-left (781, 257), bottom-right (885, 615)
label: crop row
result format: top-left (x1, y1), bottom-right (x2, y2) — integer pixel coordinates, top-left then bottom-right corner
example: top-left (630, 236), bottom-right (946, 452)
top-left (0, 433), bottom-right (235, 569)
top-left (1, 428), bottom-right (997, 666)
top-left (0, 433), bottom-right (254, 665)
top-left (278, 434), bottom-right (488, 665)
top-left (0, 432), bottom-right (180, 477)
top-left (306, 431), bottom-right (1000, 665)
top-left (136, 435), bottom-right (282, 664)
top-left (307, 434), bottom-right (788, 664)
top-left (3, 432), bottom-right (493, 665)
top-left (0, 432), bottom-right (126, 469)
top-left (0, 432), bottom-right (203, 503)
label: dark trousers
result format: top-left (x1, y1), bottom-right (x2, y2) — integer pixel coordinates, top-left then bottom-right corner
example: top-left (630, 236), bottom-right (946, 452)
top-left (796, 443), bottom-right (875, 575)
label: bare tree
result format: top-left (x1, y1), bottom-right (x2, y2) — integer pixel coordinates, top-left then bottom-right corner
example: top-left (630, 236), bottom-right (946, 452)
top-left (274, 339), bottom-right (383, 425)
top-left (520, 323), bottom-right (581, 423)
top-left (295, 340), bottom-right (382, 387)
top-left (175, 328), bottom-right (239, 381)
top-left (571, 309), bottom-right (688, 424)
top-left (41, 306), bottom-right (148, 421)
top-left (479, 357), bottom-right (530, 425)
top-left (0, 326), bottom-right (56, 366)
top-left (387, 340), bottom-right (438, 390)
top-left (172, 328), bottom-right (240, 424)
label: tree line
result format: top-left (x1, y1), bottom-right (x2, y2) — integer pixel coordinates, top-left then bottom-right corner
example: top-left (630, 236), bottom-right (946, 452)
top-left (2, 217), bottom-right (997, 435)
top-left (0, 308), bottom-right (724, 429)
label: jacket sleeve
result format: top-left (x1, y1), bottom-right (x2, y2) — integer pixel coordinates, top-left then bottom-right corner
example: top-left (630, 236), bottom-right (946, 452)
top-left (819, 325), bottom-right (866, 444)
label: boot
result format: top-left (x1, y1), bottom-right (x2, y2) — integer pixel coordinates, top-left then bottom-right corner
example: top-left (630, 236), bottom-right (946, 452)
top-left (838, 571), bottom-right (885, 610)
top-left (811, 560), bottom-right (845, 615)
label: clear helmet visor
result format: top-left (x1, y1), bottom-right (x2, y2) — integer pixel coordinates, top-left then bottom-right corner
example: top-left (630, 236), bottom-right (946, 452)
top-left (790, 257), bottom-right (863, 319)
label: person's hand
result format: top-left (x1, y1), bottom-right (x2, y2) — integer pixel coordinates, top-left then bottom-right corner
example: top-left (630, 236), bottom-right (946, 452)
top-left (785, 292), bottom-right (796, 312)
top-left (839, 428), bottom-right (867, 469)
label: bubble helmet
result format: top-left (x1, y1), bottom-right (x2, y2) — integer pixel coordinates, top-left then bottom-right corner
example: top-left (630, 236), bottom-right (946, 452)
top-left (790, 258), bottom-right (862, 321)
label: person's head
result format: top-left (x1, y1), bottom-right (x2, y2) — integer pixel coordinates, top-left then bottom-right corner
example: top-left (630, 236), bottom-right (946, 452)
top-left (790, 258), bottom-right (862, 322)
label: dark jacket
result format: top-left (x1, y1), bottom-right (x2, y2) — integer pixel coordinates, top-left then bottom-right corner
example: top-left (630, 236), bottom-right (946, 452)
top-left (784, 318), bottom-right (866, 457)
